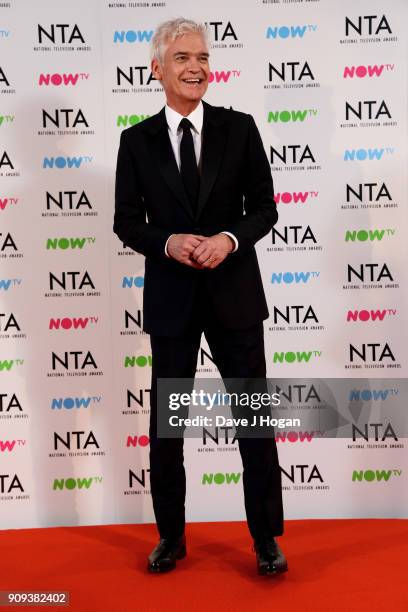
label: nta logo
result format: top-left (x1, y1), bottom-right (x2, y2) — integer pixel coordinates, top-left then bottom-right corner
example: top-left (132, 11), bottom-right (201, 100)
top-left (37, 24), bottom-right (85, 44)
top-left (345, 15), bottom-right (392, 36)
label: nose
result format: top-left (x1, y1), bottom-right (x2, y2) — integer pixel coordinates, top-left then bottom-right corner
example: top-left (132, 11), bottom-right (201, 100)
top-left (186, 57), bottom-right (201, 73)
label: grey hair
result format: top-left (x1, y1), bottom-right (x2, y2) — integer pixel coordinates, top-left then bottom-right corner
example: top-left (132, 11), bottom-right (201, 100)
top-left (151, 17), bottom-right (209, 63)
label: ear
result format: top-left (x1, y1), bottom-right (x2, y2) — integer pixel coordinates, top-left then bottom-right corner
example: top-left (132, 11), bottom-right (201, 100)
top-left (151, 58), bottom-right (162, 81)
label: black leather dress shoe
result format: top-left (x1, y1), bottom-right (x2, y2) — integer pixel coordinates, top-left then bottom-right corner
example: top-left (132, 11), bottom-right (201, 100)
top-left (254, 538), bottom-right (288, 576)
top-left (147, 535), bottom-right (186, 573)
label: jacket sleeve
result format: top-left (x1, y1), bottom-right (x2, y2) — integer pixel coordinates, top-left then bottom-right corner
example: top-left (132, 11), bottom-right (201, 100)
top-left (113, 129), bottom-right (169, 261)
top-left (226, 114), bottom-right (278, 253)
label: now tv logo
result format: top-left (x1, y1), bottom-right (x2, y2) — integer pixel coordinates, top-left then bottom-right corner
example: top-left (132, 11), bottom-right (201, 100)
top-left (126, 435), bottom-right (149, 447)
top-left (268, 109), bottom-right (318, 123)
top-left (346, 309), bottom-right (396, 322)
top-left (345, 229), bottom-right (395, 242)
top-left (124, 355), bottom-right (152, 367)
top-left (0, 439), bottom-right (26, 452)
top-left (209, 70), bottom-right (240, 84)
top-left (0, 197), bottom-right (18, 211)
top-left (202, 472), bottom-right (241, 485)
top-left (51, 396), bottom-right (101, 409)
top-left (0, 115), bottom-right (14, 126)
top-left (352, 469), bottom-right (401, 483)
top-left (275, 191), bottom-right (318, 205)
top-left (343, 64), bottom-right (394, 78)
top-left (344, 148), bottom-right (394, 161)
top-left (349, 388), bottom-right (398, 402)
top-left (38, 73), bottom-right (90, 86)
top-left (0, 278), bottom-right (22, 291)
top-left (275, 431), bottom-right (315, 443)
top-left (113, 30), bottom-right (154, 43)
top-left (0, 359), bottom-right (24, 371)
top-left (273, 351), bottom-right (322, 363)
top-left (46, 237), bottom-right (96, 249)
top-left (53, 476), bottom-right (103, 490)
top-left (43, 156), bottom-right (93, 169)
top-left (266, 24), bottom-right (317, 39)
top-left (49, 317), bottom-right (99, 330)
top-left (122, 275), bottom-right (144, 288)
top-left (271, 271), bottom-right (319, 284)
top-left (117, 114), bottom-right (150, 127)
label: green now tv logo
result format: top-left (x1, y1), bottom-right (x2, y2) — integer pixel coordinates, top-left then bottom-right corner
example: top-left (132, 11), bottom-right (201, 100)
top-left (46, 237), bottom-right (96, 249)
top-left (202, 472), bottom-right (241, 485)
top-left (0, 359), bottom-right (24, 371)
top-left (352, 469), bottom-right (402, 482)
top-left (273, 351), bottom-right (322, 363)
top-left (345, 229), bottom-right (395, 242)
top-left (117, 114), bottom-right (150, 127)
top-left (124, 355), bottom-right (152, 367)
top-left (53, 476), bottom-right (103, 490)
top-left (268, 109), bottom-right (318, 123)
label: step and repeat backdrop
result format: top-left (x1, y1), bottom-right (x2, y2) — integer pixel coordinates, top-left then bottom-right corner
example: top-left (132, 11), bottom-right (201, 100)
top-left (1, 0), bottom-right (407, 529)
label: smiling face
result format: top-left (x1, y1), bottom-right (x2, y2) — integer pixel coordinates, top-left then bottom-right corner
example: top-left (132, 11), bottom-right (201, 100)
top-left (152, 32), bottom-right (210, 115)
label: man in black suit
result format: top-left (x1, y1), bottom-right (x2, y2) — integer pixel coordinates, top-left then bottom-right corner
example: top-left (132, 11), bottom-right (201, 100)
top-left (114, 18), bottom-right (287, 576)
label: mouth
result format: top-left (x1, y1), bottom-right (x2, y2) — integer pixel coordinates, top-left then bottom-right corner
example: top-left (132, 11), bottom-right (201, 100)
top-left (182, 78), bottom-right (204, 86)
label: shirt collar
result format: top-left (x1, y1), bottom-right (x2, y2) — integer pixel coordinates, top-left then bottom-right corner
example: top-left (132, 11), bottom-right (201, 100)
top-left (165, 101), bottom-right (203, 137)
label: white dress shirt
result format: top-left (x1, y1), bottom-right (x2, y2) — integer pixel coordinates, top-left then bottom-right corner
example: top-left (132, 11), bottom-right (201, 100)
top-left (164, 101), bottom-right (238, 255)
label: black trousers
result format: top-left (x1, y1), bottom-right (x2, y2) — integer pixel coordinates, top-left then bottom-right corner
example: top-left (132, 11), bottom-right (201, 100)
top-left (148, 282), bottom-right (284, 542)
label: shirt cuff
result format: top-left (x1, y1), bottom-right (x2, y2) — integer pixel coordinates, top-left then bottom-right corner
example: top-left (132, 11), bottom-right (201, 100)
top-left (165, 234), bottom-right (175, 257)
top-left (221, 231), bottom-right (239, 253)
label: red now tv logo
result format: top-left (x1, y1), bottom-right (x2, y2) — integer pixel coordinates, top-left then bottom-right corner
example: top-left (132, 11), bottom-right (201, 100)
top-left (126, 435), bottom-right (149, 447)
top-left (274, 191), bottom-right (318, 204)
top-left (346, 309), bottom-right (397, 322)
top-left (38, 73), bottom-right (90, 86)
top-left (49, 316), bottom-right (98, 330)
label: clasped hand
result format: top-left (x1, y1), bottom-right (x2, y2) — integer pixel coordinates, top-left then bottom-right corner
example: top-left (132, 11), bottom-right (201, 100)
top-left (167, 233), bottom-right (234, 269)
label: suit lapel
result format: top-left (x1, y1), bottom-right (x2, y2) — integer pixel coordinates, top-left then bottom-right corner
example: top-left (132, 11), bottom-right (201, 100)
top-left (145, 103), bottom-right (228, 221)
top-left (147, 108), bottom-right (194, 219)
top-left (196, 102), bottom-right (228, 220)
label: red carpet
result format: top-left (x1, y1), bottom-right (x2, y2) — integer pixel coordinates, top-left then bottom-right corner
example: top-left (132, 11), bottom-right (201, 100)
top-left (1, 520), bottom-right (407, 611)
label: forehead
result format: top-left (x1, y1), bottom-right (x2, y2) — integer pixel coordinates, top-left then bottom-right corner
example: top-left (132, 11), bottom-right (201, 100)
top-left (165, 32), bottom-right (209, 56)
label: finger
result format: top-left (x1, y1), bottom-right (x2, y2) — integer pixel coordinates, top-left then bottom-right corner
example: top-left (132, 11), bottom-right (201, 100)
top-left (185, 258), bottom-right (204, 269)
top-left (193, 242), bottom-right (212, 259)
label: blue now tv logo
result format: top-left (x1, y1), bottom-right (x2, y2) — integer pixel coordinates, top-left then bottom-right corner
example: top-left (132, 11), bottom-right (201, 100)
top-left (343, 147), bottom-right (394, 161)
top-left (122, 276), bottom-right (144, 288)
top-left (0, 278), bottom-right (22, 291)
top-left (43, 156), bottom-right (93, 169)
top-left (266, 25), bottom-right (317, 39)
top-left (51, 396), bottom-right (102, 410)
top-left (349, 388), bottom-right (398, 402)
top-left (271, 271), bottom-right (319, 284)
top-left (113, 29), bottom-right (154, 43)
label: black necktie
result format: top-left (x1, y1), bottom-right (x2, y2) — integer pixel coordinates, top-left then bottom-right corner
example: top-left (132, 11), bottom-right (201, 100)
top-left (179, 118), bottom-right (200, 213)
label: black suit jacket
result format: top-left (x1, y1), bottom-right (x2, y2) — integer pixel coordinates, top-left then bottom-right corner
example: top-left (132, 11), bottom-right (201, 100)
top-left (114, 101), bottom-right (278, 337)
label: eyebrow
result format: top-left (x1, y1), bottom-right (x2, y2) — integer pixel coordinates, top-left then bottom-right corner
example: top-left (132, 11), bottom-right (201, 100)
top-left (173, 51), bottom-right (210, 58)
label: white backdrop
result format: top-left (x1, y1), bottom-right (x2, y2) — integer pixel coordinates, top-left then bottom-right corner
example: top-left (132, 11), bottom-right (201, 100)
top-left (1, 0), bottom-right (407, 529)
